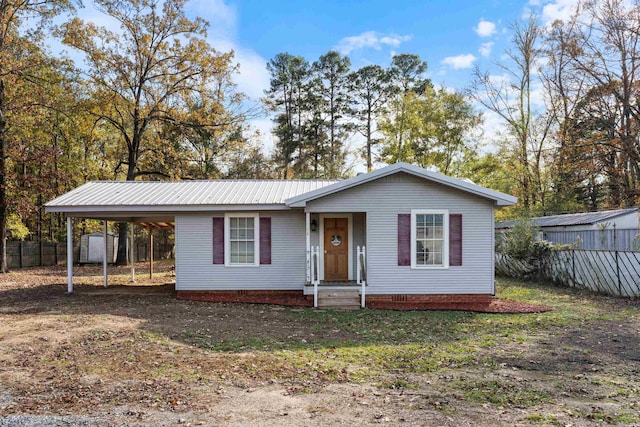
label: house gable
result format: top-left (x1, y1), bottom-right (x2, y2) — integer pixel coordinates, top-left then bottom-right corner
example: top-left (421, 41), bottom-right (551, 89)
top-left (286, 162), bottom-right (517, 208)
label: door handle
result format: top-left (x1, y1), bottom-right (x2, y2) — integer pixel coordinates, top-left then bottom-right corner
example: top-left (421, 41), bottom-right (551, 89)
top-left (324, 251), bottom-right (327, 254)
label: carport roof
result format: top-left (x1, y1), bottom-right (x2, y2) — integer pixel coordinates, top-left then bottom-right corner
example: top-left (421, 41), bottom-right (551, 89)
top-left (45, 179), bottom-right (338, 217)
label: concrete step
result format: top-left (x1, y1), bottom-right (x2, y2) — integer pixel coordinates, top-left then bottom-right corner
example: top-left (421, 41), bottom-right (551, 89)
top-left (318, 297), bottom-right (360, 306)
top-left (318, 291), bottom-right (359, 299)
top-left (317, 290), bottom-right (361, 309)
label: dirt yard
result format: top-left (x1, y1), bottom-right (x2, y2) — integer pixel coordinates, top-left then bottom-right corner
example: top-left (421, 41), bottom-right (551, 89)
top-left (1, 263), bottom-right (640, 426)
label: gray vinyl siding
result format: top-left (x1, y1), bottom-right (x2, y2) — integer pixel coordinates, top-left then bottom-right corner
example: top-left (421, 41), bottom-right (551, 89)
top-left (352, 212), bottom-right (366, 275)
top-left (175, 210), bottom-right (307, 290)
top-left (310, 213), bottom-right (320, 247)
top-left (306, 172), bottom-right (495, 295)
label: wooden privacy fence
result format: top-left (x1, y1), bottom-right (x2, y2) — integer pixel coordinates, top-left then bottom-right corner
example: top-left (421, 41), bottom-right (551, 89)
top-left (6, 242), bottom-right (71, 269)
top-left (6, 241), bottom-right (173, 269)
top-left (496, 250), bottom-right (640, 297)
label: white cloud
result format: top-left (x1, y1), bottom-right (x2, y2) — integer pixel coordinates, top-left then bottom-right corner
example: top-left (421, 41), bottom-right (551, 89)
top-left (474, 20), bottom-right (497, 37)
top-left (442, 54), bottom-right (477, 69)
top-left (529, 0), bottom-right (580, 25)
top-left (248, 118), bottom-right (276, 154)
top-left (336, 31), bottom-right (412, 55)
top-left (479, 42), bottom-right (494, 57)
top-left (540, 0), bottom-right (579, 25)
top-left (212, 39), bottom-right (269, 101)
top-left (521, 6), bottom-right (534, 19)
top-left (481, 110), bottom-right (505, 146)
top-left (188, 0), bottom-right (237, 39)
top-left (488, 73), bottom-right (511, 86)
top-left (379, 35), bottom-right (411, 47)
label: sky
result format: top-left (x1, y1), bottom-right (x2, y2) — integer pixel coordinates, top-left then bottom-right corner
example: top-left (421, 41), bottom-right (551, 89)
top-left (53, 0), bottom-right (580, 167)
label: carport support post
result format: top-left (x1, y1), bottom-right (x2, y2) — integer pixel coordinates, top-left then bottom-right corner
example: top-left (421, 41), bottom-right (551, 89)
top-left (66, 216), bottom-right (73, 293)
top-left (305, 212), bottom-right (311, 284)
top-left (149, 227), bottom-right (153, 279)
top-left (130, 222), bottom-right (135, 282)
top-left (103, 220), bottom-right (108, 288)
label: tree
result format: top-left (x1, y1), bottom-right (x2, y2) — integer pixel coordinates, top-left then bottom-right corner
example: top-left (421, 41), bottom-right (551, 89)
top-left (60, 0), bottom-right (239, 263)
top-left (225, 130), bottom-right (275, 179)
top-left (541, 14), bottom-right (592, 213)
top-left (383, 53), bottom-right (429, 163)
top-left (6, 50), bottom-right (86, 241)
top-left (347, 64), bottom-right (391, 171)
top-left (263, 53), bottom-right (309, 178)
top-left (311, 50), bottom-right (352, 177)
top-left (549, 0), bottom-right (640, 207)
top-left (469, 16), bottom-right (552, 211)
top-left (0, 0), bottom-right (75, 272)
top-left (379, 86), bottom-right (481, 174)
top-left (152, 74), bottom-right (250, 180)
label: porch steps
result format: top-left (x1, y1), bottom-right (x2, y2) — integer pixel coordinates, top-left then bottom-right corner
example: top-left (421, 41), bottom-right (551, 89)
top-left (317, 290), bottom-right (360, 310)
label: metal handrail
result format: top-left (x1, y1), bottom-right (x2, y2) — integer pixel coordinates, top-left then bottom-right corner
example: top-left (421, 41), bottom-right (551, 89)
top-left (359, 252), bottom-right (366, 282)
top-left (357, 246), bottom-right (366, 308)
top-left (311, 246), bottom-right (320, 308)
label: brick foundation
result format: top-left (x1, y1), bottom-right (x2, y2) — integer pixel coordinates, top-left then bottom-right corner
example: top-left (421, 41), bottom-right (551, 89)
top-left (176, 290), bottom-right (492, 310)
top-left (176, 290), bottom-right (313, 307)
top-left (365, 294), bottom-right (493, 310)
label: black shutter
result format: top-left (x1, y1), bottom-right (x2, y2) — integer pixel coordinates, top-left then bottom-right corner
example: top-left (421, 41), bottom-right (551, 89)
top-left (398, 214), bottom-right (411, 266)
top-left (212, 217), bottom-right (224, 264)
top-left (449, 214), bottom-right (462, 266)
top-left (260, 217), bottom-right (271, 265)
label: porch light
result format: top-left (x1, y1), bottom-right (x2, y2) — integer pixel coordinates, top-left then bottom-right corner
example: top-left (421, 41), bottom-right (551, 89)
top-left (311, 219), bottom-right (317, 232)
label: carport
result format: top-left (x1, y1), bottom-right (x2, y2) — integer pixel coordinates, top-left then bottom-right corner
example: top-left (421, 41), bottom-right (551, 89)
top-left (54, 217), bottom-right (174, 293)
top-left (44, 181), bottom-right (180, 293)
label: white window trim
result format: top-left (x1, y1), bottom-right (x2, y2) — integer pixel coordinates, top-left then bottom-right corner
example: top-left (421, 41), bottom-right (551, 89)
top-left (411, 209), bottom-right (449, 269)
top-left (224, 212), bottom-right (260, 267)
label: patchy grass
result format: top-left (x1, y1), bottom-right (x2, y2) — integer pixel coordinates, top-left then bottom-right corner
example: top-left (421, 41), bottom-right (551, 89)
top-left (1, 270), bottom-right (640, 425)
top-left (453, 379), bottom-right (553, 408)
top-left (525, 413), bottom-right (561, 425)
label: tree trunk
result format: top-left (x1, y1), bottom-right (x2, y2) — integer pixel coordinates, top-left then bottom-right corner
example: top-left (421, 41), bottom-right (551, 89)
top-left (0, 78), bottom-right (6, 273)
top-left (366, 104), bottom-right (372, 172)
top-left (115, 147), bottom-right (137, 265)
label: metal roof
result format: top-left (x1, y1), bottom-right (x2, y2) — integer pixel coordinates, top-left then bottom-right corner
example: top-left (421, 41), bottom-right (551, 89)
top-left (45, 180), bottom-right (338, 210)
top-left (285, 162), bottom-right (518, 207)
top-left (45, 163), bottom-right (518, 221)
top-left (495, 208), bottom-right (639, 229)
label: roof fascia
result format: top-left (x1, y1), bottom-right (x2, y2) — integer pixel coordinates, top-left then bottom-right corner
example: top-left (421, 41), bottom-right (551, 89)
top-left (44, 204), bottom-right (291, 215)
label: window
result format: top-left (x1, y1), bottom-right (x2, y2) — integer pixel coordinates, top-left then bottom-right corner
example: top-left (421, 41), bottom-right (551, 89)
top-left (225, 213), bottom-right (259, 266)
top-left (411, 210), bottom-right (449, 268)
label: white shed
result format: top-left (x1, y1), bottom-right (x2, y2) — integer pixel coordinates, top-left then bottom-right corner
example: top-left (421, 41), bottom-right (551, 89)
top-left (79, 232), bottom-right (119, 264)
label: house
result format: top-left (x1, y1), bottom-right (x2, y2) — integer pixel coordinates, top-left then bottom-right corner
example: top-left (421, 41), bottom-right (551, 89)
top-left (496, 208), bottom-right (640, 251)
top-left (45, 162), bottom-right (517, 309)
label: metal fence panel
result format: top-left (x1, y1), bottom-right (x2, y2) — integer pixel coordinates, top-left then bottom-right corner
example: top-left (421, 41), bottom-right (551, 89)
top-left (497, 249), bottom-right (640, 297)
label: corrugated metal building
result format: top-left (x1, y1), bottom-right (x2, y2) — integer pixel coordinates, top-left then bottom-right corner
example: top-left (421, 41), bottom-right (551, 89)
top-left (496, 208), bottom-right (640, 251)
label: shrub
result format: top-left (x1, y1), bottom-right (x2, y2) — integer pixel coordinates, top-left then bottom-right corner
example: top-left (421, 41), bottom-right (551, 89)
top-left (499, 220), bottom-right (554, 261)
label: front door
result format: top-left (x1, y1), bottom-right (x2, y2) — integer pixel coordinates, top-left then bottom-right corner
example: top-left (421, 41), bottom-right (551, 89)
top-left (324, 217), bottom-right (349, 281)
